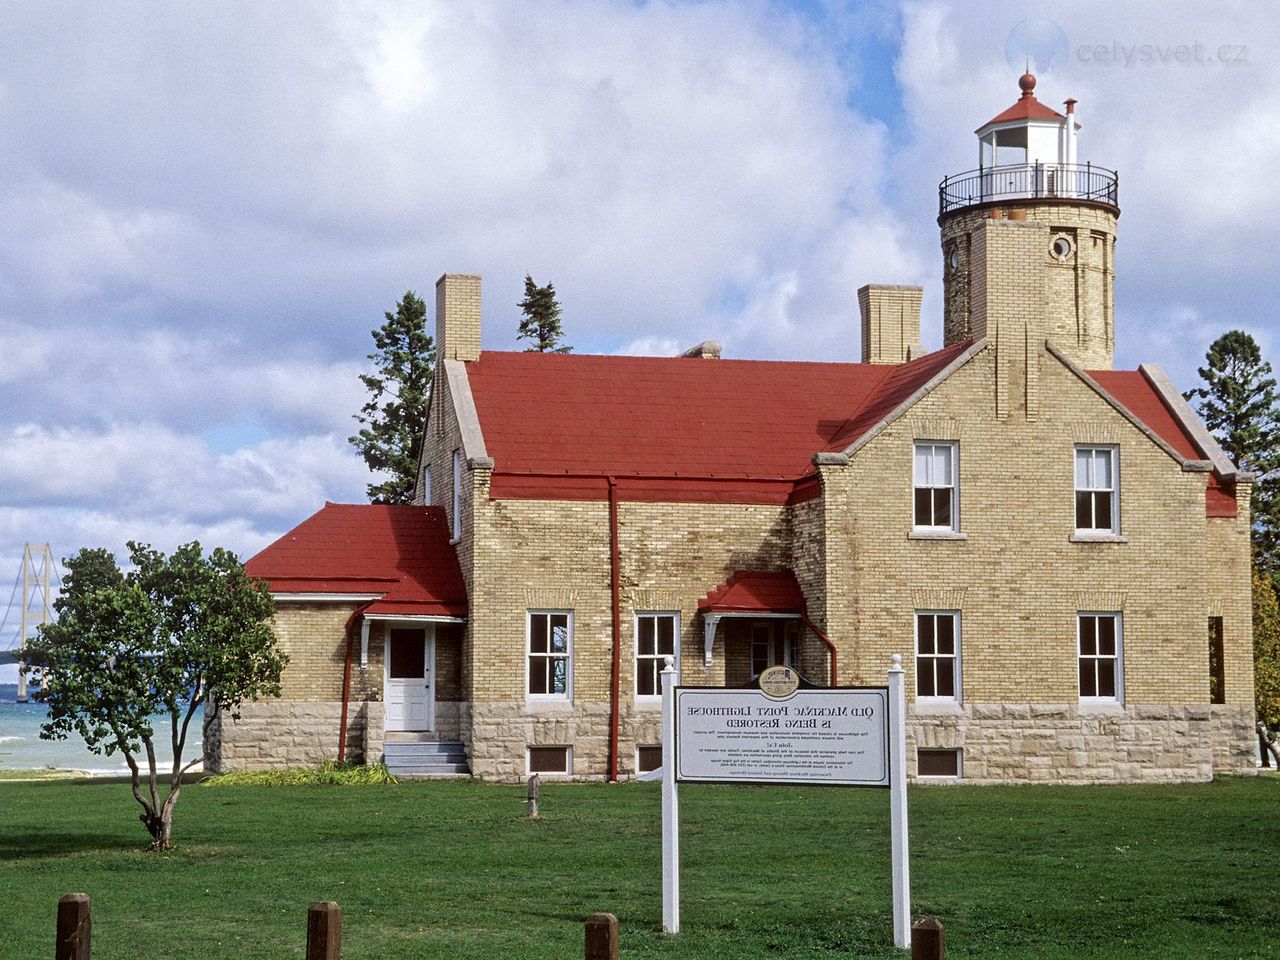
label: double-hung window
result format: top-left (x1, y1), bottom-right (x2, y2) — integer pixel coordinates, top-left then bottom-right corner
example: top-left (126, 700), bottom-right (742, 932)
top-left (913, 442), bottom-right (958, 531)
top-left (1075, 446), bottom-right (1118, 534)
top-left (915, 611), bottom-right (960, 700)
top-left (635, 612), bottom-right (679, 700)
top-left (528, 611), bottom-right (572, 699)
top-left (1078, 613), bottom-right (1122, 702)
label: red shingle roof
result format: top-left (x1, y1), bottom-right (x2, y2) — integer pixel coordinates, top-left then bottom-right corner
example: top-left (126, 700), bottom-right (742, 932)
top-left (467, 342), bottom-right (972, 503)
top-left (246, 503), bottom-right (467, 617)
top-left (697, 571), bottom-right (807, 615)
top-left (979, 92), bottom-right (1066, 131)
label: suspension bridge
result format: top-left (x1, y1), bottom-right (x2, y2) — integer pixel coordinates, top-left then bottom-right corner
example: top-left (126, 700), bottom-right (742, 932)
top-left (0, 543), bottom-right (60, 702)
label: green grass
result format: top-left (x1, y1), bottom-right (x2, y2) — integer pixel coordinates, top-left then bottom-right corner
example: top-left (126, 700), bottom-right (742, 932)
top-left (0, 775), bottom-right (1277, 958)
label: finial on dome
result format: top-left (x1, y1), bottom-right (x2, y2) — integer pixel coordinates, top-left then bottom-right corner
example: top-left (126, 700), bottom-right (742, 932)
top-left (1019, 70), bottom-right (1036, 97)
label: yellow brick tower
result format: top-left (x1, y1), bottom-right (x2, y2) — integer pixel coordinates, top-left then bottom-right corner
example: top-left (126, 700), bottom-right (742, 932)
top-left (939, 72), bottom-right (1118, 371)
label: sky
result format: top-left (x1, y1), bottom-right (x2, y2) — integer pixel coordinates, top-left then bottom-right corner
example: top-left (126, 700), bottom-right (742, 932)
top-left (1, 0), bottom-right (1277, 672)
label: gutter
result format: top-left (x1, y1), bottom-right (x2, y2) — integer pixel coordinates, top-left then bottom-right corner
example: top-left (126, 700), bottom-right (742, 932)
top-left (607, 477), bottom-right (623, 782)
top-left (800, 614), bottom-right (839, 687)
top-left (337, 600), bottom-right (375, 763)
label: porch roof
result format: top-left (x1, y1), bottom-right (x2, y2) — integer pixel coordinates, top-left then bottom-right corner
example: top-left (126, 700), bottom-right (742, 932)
top-left (246, 503), bottom-right (468, 618)
top-left (697, 570), bottom-right (807, 616)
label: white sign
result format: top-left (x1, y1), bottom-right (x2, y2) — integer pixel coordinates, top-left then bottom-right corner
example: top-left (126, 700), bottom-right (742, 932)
top-left (674, 687), bottom-right (889, 787)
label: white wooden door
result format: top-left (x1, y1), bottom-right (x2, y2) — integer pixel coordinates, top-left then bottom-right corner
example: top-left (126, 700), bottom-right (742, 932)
top-left (384, 626), bottom-right (435, 732)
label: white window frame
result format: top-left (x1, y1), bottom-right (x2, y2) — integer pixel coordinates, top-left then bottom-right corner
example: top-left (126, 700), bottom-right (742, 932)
top-left (915, 610), bottom-right (961, 702)
top-left (1078, 612), bottom-right (1123, 704)
top-left (451, 449), bottom-right (462, 540)
top-left (526, 610), bottom-right (573, 701)
top-left (526, 745), bottom-right (573, 777)
top-left (1074, 445), bottom-right (1119, 535)
top-left (913, 441), bottom-right (959, 532)
top-left (635, 611), bottom-right (680, 704)
top-left (750, 620), bottom-right (799, 676)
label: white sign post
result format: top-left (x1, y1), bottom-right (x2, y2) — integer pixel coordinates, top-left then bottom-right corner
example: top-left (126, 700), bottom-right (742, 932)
top-left (660, 656), bottom-right (680, 934)
top-left (659, 654), bottom-right (911, 949)
top-left (888, 653), bottom-right (911, 950)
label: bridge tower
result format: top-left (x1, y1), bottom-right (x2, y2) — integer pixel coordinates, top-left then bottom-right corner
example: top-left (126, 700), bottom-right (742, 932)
top-left (15, 543), bottom-right (54, 703)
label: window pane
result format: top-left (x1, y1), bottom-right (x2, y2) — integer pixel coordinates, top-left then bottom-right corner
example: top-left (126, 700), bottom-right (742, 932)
top-left (1094, 492), bottom-right (1113, 531)
top-left (389, 630), bottom-right (425, 679)
top-left (917, 615), bottom-right (935, 654)
top-left (638, 616), bottom-right (654, 656)
top-left (529, 657), bottom-right (548, 694)
top-left (1098, 617), bottom-right (1116, 656)
top-left (528, 746), bottom-right (569, 774)
top-left (551, 616), bottom-right (568, 653)
top-left (637, 745), bottom-right (663, 773)
top-left (637, 662), bottom-right (655, 697)
top-left (933, 489), bottom-right (952, 527)
top-left (1075, 449), bottom-right (1089, 489)
top-left (933, 445), bottom-right (953, 485)
top-left (936, 616), bottom-right (955, 655)
top-left (1079, 659), bottom-right (1095, 697)
top-left (917, 659), bottom-right (936, 697)
top-left (530, 615), bottom-right (548, 654)
top-left (1076, 491), bottom-right (1092, 529)
top-left (936, 662), bottom-right (955, 699)
top-left (658, 616), bottom-right (675, 655)
top-left (1080, 617), bottom-right (1096, 655)
top-left (1097, 659), bottom-right (1116, 698)
top-left (914, 445), bottom-right (930, 485)
top-left (914, 488), bottom-right (932, 526)
top-left (1094, 450), bottom-right (1112, 489)
top-left (552, 658), bottom-right (567, 694)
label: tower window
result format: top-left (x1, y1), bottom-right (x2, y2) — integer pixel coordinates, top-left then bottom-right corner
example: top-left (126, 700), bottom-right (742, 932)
top-left (1052, 235), bottom-right (1074, 260)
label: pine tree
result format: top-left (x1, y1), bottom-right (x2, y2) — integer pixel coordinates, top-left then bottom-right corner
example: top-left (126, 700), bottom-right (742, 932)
top-left (1252, 569), bottom-right (1280, 766)
top-left (1185, 330), bottom-right (1280, 571)
top-left (349, 291), bottom-right (435, 504)
top-left (517, 275), bottom-right (571, 353)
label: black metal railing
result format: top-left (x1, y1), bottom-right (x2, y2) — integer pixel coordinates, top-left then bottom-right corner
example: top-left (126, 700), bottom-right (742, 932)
top-left (938, 162), bottom-right (1118, 216)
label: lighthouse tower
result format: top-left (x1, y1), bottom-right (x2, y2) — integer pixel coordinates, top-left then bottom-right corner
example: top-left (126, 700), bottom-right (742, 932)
top-left (938, 73), bottom-right (1119, 370)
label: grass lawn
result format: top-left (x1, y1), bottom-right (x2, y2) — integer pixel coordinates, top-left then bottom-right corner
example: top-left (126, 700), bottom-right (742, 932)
top-left (1, 775), bottom-right (1276, 958)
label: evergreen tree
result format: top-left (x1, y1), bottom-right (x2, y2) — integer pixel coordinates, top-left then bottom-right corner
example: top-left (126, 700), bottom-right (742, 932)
top-left (517, 275), bottom-right (571, 353)
top-left (1185, 330), bottom-right (1280, 571)
top-left (349, 291), bottom-right (435, 504)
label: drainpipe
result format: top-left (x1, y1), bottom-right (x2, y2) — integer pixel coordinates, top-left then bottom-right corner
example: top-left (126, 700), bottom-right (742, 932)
top-left (800, 613), bottom-right (838, 687)
top-left (338, 600), bottom-right (375, 763)
top-left (607, 476), bottom-right (623, 782)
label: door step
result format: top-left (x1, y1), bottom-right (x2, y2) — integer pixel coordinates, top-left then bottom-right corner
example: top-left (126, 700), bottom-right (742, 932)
top-left (383, 740), bottom-right (470, 777)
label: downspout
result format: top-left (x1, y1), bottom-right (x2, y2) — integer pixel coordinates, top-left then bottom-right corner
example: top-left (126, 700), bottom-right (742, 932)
top-left (800, 613), bottom-right (838, 687)
top-left (338, 600), bottom-right (375, 763)
top-left (607, 476), bottom-right (623, 782)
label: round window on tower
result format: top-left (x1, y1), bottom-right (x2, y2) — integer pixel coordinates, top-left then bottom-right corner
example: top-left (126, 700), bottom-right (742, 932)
top-left (1051, 235), bottom-right (1073, 260)
top-left (947, 246), bottom-right (959, 272)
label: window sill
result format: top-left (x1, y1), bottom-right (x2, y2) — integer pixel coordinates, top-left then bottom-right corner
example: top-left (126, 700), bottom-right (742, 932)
top-left (634, 698), bottom-right (663, 711)
top-left (1070, 532), bottom-right (1127, 544)
top-left (525, 699), bottom-right (573, 714)
top-left (1078, 699), bottom-right (1125, 713)
top-left (909, 530), bottom-right (968, 541)
top-left (912, 700), bottom-right (964, 715)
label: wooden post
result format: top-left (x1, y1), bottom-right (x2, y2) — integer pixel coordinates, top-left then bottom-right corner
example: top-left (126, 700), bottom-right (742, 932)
top-left (306, 901), bottom-right (341, 960)
top-left (584, 912), bottom-right (619, 960)
top-left (527, 774), bottom-right (540, 818)
top-left (911, 917), bottom-right (944, 960)
top-left (56, 893), bottom-right (91, 960)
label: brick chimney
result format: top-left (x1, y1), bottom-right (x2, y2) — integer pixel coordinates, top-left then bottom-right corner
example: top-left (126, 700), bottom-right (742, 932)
top-left (435, 273), bottom-right (482, 362)
top-left (858, 284), bottom-right (922, 364)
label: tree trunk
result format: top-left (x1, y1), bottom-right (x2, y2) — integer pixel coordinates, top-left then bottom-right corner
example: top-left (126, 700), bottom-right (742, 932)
top-left (1262, 724), bottom-right (1280, 768)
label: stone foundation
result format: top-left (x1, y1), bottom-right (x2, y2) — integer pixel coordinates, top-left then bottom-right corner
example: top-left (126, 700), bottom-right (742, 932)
top-left (1209, 703), bottom-right (1257, 774)
top-left (908, 703), bottom-right (1223, 783)
top-left (206, 700), bottom-right (373, 772)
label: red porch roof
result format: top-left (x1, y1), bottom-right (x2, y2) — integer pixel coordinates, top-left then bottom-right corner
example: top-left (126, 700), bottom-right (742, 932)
top-left (697, 571), bottom-right (807, 616)
top-left (246, 503), bottom-right (468, 617)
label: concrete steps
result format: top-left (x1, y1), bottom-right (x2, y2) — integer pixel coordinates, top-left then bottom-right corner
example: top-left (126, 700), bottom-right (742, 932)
top-left (383, 740), bottom-right (470, 777)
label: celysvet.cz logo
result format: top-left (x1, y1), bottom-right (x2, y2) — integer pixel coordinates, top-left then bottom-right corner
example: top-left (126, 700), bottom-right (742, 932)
top-left (1006, 17), bottom-right (1249, 71)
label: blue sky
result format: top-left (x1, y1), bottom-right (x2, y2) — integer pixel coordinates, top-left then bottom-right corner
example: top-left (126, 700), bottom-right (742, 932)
top-left (1, 1), bottom-right (1277, 675)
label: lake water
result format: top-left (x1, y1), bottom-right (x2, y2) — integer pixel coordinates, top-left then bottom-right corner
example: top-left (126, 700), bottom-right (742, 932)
top-left (0, 684), bottom-right (204, 775)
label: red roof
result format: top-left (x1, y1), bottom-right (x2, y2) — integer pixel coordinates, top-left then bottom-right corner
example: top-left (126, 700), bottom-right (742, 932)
top-left (246, 503), bottom-right (468, 617)
top-left (467, 342), bottom-right (972, 504)
top-left (697, 570), bottom-right (807, 615)
top-left (1086, 370), bottom-right (1200, 460)
top-left (979, 94), bottom-right (1065, 130)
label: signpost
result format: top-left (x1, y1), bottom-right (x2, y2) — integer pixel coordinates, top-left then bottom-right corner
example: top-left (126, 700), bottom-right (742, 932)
top-left (659, 655), bottom-right (912, 949)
